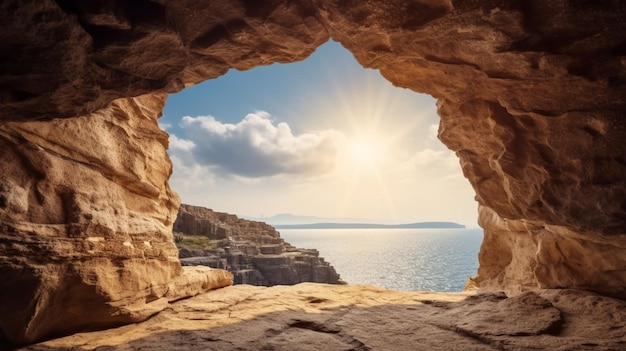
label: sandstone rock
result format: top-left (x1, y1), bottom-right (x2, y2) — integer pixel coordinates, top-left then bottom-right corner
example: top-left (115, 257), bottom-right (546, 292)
top-left (1, 0), bottom-right (625, 346)
top-left (259, 245), bottom-right (283, 255)
top-left (471, 205), bottom-right (626, 299)
top-left (450, 291), bottom-right (563, 336)
top-left (0, 95), bottom-right (232, 346)
top-left (0, 0), bottom-right (329, 121)
top-left (178, 247), bottom-right (214, 259)
top-left (166, 266), bottom-right (234, 302)
top-left (175, 204), bottom-right (281, 243)
top-left (21, 284), bottom-right (626, 351)
top-left (314, 0), bottom-right (626, 298)
top-left (175, 204), bottom-right (344, 286)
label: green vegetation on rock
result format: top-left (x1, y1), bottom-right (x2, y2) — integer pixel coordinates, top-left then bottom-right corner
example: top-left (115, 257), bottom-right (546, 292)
top-left (173, 232), bottom-right (213, 250)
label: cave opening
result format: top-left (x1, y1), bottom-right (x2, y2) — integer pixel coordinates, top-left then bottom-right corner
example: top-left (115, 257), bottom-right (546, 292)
top-left (161, 40), bottom-right (481, 292)
top-left (2, 1), bottom-right (625, 346)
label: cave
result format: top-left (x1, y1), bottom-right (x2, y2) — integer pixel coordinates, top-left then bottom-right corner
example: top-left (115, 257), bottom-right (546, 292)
top-left (0, 0), bottom-right (625, 348)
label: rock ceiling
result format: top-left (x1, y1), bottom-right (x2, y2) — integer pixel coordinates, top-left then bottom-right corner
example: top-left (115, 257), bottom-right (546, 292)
top-left (0, 0), bottom-right (624, 346)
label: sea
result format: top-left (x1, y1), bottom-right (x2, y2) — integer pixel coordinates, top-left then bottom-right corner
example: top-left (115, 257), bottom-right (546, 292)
top-left (280, 228), bottom-right (484, 292)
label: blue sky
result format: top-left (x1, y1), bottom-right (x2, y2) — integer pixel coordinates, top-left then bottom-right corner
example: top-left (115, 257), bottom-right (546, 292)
top-left (160, 40), bottom-right (477, 225)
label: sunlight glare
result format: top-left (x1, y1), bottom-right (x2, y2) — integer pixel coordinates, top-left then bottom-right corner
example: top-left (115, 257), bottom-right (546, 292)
top-left (348, 137), bottom-right (382, 167)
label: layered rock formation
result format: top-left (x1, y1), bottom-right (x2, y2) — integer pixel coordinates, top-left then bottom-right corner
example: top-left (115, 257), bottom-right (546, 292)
top-left (24, 284), bottom-right (626, 351)
top-left (1, 0), bottom-right (625, 347)
top-left (175, 204), bottom-right (344, 286)
top-left (315, 1), bottom-right (626, 298)
top-left (0, 94), bottom-right (233, 345)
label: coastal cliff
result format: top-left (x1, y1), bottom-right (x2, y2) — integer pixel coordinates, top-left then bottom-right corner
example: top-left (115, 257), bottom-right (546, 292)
top-left (174, 204), bottom-right (344, 286)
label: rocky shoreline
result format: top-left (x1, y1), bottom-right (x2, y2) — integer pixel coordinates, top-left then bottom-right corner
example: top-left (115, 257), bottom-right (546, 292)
top-left (174, 204), bottom-right (344, 286)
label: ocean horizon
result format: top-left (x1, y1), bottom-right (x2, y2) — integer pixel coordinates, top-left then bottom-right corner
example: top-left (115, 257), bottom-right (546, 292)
top-left (280, 228), bottom-right (483, 292)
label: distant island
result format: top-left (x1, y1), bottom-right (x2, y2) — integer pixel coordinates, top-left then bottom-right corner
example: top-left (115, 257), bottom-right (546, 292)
top-left (273, 222), bottom-right (465, 229)
top-left (244, 214), bottom-right (467, 228)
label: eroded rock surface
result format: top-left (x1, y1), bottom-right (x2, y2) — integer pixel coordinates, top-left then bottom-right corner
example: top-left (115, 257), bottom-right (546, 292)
top-left (175, 204), bottom-right (344, 286)
top-left (315, 0), bottom-right (626, 298)
top-left (22, 284), bottom-right (626, 351)
top-left (1, 0), bottom-right (625, 347)
top-left (0, 0), bottom-right (329, 121)
top-left (468, 206), bottom-right (626, 299)
top-left (0, 94), bottom-right (232, 345)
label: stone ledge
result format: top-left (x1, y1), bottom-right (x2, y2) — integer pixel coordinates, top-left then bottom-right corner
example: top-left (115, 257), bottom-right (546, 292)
top-left (165, 266), bottom-right (234, 303)
top-left (21, 284), bottom-right (626, 351)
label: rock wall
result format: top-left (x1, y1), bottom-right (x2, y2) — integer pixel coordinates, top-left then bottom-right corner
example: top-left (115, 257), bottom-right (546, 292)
top-left (0, 94), bottom-right (233, 345)
top-left (1, 0), bottom-right (625, 346)
top-left (175, 204), bottom-right (280, 242)
top-left (314, 0), bottom-right (626, 298)
top-left (0, 0), bottom-right (329, 122)
top-left (175, 204), bottom-right (344, 286)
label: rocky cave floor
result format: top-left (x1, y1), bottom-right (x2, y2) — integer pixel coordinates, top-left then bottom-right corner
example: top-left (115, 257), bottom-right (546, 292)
top-left (16, 283), bottom-right (626, 351)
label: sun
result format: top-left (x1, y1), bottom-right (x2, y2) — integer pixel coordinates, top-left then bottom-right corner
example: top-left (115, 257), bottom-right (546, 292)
top-left (347, 136), bottom-right (383, 167)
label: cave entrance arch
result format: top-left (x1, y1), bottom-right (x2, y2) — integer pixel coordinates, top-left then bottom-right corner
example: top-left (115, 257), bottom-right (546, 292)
top-left (161, 39), bottom-right (481, 292)
top-left (1, 0), bottom-right (624, 346)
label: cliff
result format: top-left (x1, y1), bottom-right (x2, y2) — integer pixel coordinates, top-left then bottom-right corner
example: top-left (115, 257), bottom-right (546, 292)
top-left (0, 0), bottom-right (625, 347)
top-left (174, 204), bottom-right (344, 286)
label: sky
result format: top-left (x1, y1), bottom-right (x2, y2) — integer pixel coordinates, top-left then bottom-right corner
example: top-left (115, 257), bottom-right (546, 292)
top-left (160, 40), bottom-right (478, 226)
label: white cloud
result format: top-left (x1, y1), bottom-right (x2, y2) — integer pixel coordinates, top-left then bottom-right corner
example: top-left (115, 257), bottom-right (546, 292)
top-left (170, 111), bottom-right (343, 178)
top-left (412, 148), bottom-right (457, 167)
top-left (168, 154), bottom-right (214, 191)
top-left (423, 123), bottom-right (443, 149)
top-left (169, 134), bottom-right (195, 151)
top-left (428, 123), bottom-right (439, 139)
top-left (159, 122), bottom-right (172, 130)
top-left (409, 148), bottom-right (462, 180)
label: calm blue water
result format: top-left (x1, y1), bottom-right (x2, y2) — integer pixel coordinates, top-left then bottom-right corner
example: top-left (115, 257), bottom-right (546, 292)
top-left (280, 228), bottom-right (483, 292)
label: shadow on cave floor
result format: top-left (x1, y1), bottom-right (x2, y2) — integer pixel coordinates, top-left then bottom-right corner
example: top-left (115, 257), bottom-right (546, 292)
top-left (14, 284), bottom-right (626, 351)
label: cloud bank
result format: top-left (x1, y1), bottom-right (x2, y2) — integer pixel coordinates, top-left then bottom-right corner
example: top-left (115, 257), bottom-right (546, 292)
top-left (411, 148), bottom-right (459, 170)
top-left (170, 111), bottom-right (342, 178)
